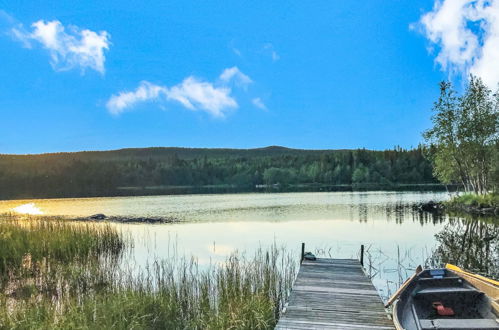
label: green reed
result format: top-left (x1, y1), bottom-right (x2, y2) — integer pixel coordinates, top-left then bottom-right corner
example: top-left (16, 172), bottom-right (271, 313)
top-left (0, 216), bottom-right (126, 283)
top-left (0, 216), bottom-right (296, 330)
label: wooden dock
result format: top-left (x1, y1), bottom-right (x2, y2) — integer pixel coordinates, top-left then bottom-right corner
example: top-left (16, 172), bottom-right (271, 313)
top-left (276, 258), bottom-right (395, 330)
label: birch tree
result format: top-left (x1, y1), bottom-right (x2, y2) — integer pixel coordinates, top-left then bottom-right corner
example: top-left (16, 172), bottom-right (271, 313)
top-left (424, 77), bottom-right (499, 194)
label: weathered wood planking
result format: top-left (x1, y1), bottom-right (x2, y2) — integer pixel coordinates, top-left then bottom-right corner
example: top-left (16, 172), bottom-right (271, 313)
top-left (276, 258), bottom-right (395, 330)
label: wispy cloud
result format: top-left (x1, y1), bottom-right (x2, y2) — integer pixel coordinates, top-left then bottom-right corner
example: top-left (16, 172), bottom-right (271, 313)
top-left (252, 97), bottom-right (267, 110)
top-left (11, 19), bottom-right (110, 74)
top-left (106, 82), bottom-right (167, 115)
top-left (415, 0), bottom-right (499, 88)
top-left (232, 47), bottom-right (242, 57)
top-left (263, 43), bottom-right (280, 62)
top-left (219, 66), bottom-right (253, 87)
top-left (0, 10), bottom-right (16, 25)
top-left (106, 67), bottom-right (252, 117)
top-left (228, 39), bottom-right (243, 58)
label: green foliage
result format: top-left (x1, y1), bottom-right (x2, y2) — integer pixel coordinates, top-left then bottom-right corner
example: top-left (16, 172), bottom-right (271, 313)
top-left (423, 77), bottom-right (499, 194)
top-left (263, 167), bottom-right (297, 185)
top-left (0, 146), bottom-right (437, 199)
top-left (445, 193), bottom-right (499, 209)
top-left (352, 165), bottom-right (370, 183)
top-left (491, 144), bottom-right (499, 192)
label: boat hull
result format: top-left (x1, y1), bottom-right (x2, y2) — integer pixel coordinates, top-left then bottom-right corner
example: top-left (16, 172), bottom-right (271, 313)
top-left (393, 268), bottom-right (499, 330)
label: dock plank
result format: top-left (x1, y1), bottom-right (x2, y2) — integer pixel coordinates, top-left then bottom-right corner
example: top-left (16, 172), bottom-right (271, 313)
top-left (276, 258), bottom-right (394, 330)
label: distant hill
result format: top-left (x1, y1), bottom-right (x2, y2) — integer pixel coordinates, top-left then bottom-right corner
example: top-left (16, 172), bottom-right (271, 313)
top-left (1, 146), bottom-right (336, 161)
top-left (0, 146), bottom-right (438, 200)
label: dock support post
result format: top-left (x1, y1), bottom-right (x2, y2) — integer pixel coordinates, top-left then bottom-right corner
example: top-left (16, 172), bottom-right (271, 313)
top-left (360, 244), bottom-right (364, 267)
top-left (301, 243), bottom-right (305, 263)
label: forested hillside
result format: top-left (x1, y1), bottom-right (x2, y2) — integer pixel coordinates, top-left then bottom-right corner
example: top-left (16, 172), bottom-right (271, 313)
top-left (0, 146), bottom-right (438, 199)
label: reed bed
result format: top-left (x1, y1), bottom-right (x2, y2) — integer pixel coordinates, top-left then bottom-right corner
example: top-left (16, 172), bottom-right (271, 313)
top-left (0, 216), bottom-right (296, 329)
top-left (0, 216), bottom-right (126, 283)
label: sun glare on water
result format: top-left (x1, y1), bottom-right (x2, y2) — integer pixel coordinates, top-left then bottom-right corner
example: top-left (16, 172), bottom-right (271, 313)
top-left (12, 203), bottom-right (44, 215)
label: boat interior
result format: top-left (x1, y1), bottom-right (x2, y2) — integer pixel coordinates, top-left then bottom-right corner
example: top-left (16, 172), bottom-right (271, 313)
top-left (396, 269), bottom-right (499, 330)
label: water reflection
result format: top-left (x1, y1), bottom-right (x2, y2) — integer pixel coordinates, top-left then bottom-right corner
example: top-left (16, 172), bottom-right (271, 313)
top-left (432, 215), bottom-right (499, 279)
top-left (0, 191), bottom-right (447, 221)
top-left (12, 203), bottom-right (43, 215)
top-left (1, 191), bottom-right (496, 298)
top-left (412, 209), bottom-right (448, 226)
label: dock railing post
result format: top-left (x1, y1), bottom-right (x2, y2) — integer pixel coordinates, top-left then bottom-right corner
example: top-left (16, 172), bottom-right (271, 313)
top-left (301, 243), bottom-right (305, 264)
top-left (360, 244), bottom-right (364, 267)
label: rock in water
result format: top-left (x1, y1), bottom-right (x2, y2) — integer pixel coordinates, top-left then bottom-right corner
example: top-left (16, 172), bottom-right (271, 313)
top-left (419, 201), bottom-right (442, 212)
top-left (303, 252), bottom-right (317, 261)
top-left (89, 213), bottom-right (106, 220)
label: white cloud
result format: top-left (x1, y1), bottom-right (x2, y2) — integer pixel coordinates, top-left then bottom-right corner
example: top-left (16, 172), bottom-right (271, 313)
top-left (167, 77), bottom-right (237, 117)
top-left (106, 67), bottom-right (251, 117)
top-left (252, 97), bottom-right (267, 110)
top-left (106, 81), bottom-right (167, 115)
top-left (12, 20), bottom-right (110, 74)
top-left (417, 0), bottom-right (499, 88)
top-left (219, 66), bottom-right (253, 87)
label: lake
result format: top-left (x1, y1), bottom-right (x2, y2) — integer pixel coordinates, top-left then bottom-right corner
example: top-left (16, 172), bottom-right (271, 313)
top-left (1, 191), bottom-right (497, 299)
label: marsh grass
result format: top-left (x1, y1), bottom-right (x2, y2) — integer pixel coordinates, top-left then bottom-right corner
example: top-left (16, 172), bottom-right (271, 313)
top-left (0, 215), bottom-right (126, 283)
top-left (0, 216), bottom-right (296, 329)
top-left (445, 193), bottom-right (499, 209)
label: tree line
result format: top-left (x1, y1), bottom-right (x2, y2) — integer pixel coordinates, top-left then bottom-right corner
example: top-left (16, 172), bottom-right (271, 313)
top-left (0, 146), bottom-right (437, 199)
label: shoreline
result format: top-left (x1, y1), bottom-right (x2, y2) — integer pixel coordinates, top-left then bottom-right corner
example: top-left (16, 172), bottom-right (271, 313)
top-left (77, 214), bottom-right (180, 224)
top-left (0, 183), bottom-right (452, 202)
top-left (417, 200), bottom-right (499, 217)
top-left (0, 213), bottom-right (180, 224)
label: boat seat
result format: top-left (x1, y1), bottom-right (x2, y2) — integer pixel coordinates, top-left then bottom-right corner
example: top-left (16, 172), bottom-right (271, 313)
top-left (418, 277), bottom-right (462, 281)
top-left (420, 318), bottom-right (499, 329)
top-left (418, 277), bottom-right (462, 283)
top-left (416, 287), bottom-right (479, 296)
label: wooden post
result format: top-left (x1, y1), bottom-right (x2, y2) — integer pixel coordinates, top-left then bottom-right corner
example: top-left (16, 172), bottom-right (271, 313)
top-left (360, 244), bottom-right (364, 267)
top-left (301, 243), bottom-right (305, 264)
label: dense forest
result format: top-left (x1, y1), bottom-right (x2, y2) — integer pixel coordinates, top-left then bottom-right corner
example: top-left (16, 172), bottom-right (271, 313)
top-left (0, 146), bottom-right (439, 199)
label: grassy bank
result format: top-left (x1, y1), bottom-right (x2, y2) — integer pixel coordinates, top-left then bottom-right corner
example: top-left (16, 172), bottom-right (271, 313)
top-left (0, 216), bottom-right (296, 329)
top-left (444, 193), bottom-right (499, 215)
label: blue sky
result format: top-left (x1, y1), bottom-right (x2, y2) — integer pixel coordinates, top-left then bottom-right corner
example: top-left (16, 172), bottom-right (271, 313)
top-left (1, 0), bottom-right (497, 154)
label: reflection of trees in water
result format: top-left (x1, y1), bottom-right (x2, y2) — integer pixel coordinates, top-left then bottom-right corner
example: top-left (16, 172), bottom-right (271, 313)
top-left (384, 203), bottom-right (411, 224)
top-left (382, 205), bottom-right (498, 278)
top-left (358, 204), bottom-right (368, 222)
top-left (394, 204), bottom-right (405, 224)
top-left (383, 203), bottom-right (448, 225)
top-left (433, 216), bottom-right (499, 279)
top-left (412, 209), bottom-right (447, 226)
top-left (352, 206), bottom-right (497, 298)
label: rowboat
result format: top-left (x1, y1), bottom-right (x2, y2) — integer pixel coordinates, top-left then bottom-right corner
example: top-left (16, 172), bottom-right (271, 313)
top-left (392, 264), bottom-right (499, 330)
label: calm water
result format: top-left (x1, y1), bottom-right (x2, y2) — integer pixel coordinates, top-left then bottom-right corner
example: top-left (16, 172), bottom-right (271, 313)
top-left (3, 191), bottom-right (496, 299)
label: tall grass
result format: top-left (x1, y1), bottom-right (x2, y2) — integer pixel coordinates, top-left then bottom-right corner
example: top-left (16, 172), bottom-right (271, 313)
top-left (0, 216), bottom-right (126, 283)
top-left (0, 216), bottom-right (296, 329)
